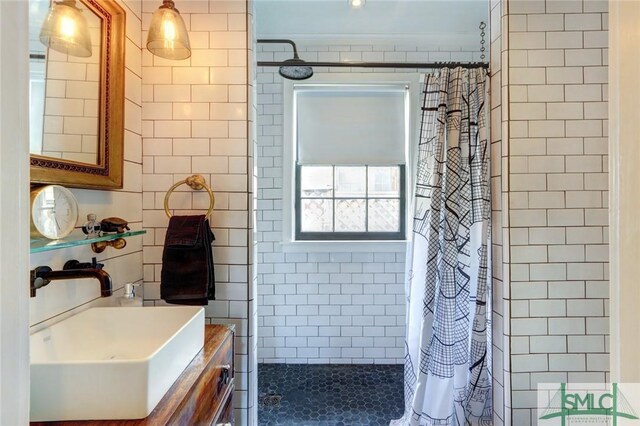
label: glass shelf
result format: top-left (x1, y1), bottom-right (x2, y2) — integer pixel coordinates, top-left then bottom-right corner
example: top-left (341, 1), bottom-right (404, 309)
top-left (30, 230), bottom-right (146, 254)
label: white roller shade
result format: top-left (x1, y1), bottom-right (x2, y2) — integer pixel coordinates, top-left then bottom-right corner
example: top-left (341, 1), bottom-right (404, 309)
top-left (296, 86), bottom-right (406, 165)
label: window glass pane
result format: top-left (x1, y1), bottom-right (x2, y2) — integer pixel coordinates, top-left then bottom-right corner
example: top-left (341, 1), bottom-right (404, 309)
top-left (301, 199), bottom-right (333, 232)
top-left (368, 166), bottom-right (400, 197)
top-left (300, 166), bottom-right (333, 198)
top-left (335, 199), bottom-right (366, 232)
top-left (368, 199), bottom-right (400, 232)
top-left (335, 166), bottom-right (366, 197)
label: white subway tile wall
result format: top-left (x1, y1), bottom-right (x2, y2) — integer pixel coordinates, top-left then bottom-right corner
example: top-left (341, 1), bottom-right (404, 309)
top-left (256, 43), bottom-right (480, 364)
top-left (30, 0), bottom-right (144, 329)
top-left (30, 233), bottom-right (144, 327)
top-left (501, 0), bottom-right (609, 424)
top-left (140, 1), bottom-right (255, 423)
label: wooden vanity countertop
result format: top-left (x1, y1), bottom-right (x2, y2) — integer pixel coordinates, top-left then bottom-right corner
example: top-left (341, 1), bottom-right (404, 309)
top-left (31, 324), bottom-right (233, 426)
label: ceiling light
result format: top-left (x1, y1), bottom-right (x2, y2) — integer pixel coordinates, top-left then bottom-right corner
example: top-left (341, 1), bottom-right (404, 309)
top-left (349, 0), bottom-right (365, 8)
top-left (147, 0), bottom-right (191, 60)
top-left (39, 0), bottom-right (92, 58)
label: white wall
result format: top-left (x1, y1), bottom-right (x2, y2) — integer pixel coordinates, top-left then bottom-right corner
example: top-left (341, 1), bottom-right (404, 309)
top-left (29, 0), bottom-right (144, 331)
top-left (256, 42), bottom-right (480, 364)
top-left (0, 1), bottom-right (31, 423)
top-left (140, 1), bottom-right (257, 422)
top-left (608, 0), bottom-right (640, 383)
top-left (0, 0), bottom-right (141, 421)
top-left (495, 1), bottom-right (610, 424)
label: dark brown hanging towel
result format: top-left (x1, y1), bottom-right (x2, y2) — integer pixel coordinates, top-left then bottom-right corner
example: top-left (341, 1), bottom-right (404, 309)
top-left (161, 215), bottom-right (215, 305)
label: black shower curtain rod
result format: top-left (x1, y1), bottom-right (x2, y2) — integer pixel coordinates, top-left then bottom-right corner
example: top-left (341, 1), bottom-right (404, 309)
top-left (34, 38), bottom-right (489, 70)
top-left (256, 39), bottom-right (489, 71)
top-left (257, 60), bottom-right (489, 70)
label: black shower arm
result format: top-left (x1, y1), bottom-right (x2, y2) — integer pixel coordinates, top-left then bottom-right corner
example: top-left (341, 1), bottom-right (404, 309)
top-left (257, 39), bottom-right (300, 59)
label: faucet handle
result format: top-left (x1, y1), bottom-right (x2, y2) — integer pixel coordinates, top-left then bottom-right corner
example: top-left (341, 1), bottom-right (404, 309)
top-left (92, 257), bottom-right (104, 269)
top-left (63, 260), bottom-right (81, 270)
top-left (32, 266), bottom-right (52, 279)
top-left (30, 266), bottom-right (53, 297)
top-left (63, 258), bottom-right (104, 270)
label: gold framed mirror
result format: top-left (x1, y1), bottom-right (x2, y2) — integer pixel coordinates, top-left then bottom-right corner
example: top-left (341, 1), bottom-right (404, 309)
top-left (29, 0), bottom-right (125, 189)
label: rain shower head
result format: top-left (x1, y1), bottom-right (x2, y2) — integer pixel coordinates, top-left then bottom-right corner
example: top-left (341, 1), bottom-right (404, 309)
top-left (257, 39), bottom-right (313, 81)
top-left (279, 56), bottom-right (313, 80)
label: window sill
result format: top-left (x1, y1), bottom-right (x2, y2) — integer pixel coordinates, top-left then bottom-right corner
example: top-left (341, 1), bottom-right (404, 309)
top-left (281, 240), bottom-right (408, 253)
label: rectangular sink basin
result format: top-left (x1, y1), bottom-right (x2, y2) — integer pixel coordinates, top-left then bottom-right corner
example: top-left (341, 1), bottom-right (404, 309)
top-left (30, 306), bottom-right (205, 421)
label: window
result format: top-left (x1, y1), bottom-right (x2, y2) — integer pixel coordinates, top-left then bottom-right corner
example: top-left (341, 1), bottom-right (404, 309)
top-left (292, 83), bottom-right (408, 241)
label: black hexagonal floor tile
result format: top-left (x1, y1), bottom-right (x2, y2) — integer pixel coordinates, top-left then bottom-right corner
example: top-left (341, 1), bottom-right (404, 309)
top-left (258, 364), bottom-right (404, 426)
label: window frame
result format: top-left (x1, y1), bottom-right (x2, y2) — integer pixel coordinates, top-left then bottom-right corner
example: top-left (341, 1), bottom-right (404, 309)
top-left (295, 164), bottom-right (406, 241)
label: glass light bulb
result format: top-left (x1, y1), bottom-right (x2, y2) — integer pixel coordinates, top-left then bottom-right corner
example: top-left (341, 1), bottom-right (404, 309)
top-left (162, 18), bottom-right (176, 42)
top-left (59, 15), bottom-right (76, 38)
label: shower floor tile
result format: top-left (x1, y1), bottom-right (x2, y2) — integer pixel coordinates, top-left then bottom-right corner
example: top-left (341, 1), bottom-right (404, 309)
top-left (258, 363), bottom-right (404, 426)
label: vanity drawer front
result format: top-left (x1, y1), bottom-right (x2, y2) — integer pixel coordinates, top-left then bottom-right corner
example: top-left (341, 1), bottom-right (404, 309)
top-left (168, 332), bottom-right (234, 426)
top-left (211, 388), bottom-right (234, 426)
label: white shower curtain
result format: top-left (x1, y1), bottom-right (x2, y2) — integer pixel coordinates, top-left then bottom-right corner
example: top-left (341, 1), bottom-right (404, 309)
top-left (393, 67), bottom-right (492, 426)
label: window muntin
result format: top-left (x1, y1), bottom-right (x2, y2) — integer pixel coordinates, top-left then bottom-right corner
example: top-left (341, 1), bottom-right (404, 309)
top-left (296, 165), bottom-right (405, 240)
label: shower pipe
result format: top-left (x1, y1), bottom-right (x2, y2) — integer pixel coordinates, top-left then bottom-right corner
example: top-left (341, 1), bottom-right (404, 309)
top-left (256, 39), bottom-right (490, 71)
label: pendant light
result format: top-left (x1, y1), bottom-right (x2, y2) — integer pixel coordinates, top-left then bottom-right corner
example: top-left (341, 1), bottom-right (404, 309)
top-left (39, 0), bottom-right (92, 58)
top-left (146, 0), bottom-right (191, 60)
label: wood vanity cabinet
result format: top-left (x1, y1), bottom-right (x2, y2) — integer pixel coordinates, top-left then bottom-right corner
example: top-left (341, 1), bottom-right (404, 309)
top-left (31, 324), bottom-right (235, 426)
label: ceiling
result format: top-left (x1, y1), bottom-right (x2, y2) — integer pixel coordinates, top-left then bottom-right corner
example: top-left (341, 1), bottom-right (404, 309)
top-left (255, 0), bottom-right (489, 49)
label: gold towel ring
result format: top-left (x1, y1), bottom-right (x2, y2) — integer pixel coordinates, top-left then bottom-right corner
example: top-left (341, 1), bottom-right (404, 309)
top-left (164, 174), bottom-right (215, 218)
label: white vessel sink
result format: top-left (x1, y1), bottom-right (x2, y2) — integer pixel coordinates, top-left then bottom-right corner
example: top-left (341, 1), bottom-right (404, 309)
top-left (30, 306), bottom-right (205, 421)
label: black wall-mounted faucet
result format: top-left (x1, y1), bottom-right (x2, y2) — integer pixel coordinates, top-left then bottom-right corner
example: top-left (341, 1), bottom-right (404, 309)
top-left (30, 259), bottom-right (112, 298)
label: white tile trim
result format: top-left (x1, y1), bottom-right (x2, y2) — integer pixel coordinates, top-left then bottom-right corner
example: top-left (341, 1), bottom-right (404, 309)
top-left (608, 0), bottom-right (640, 382)
top-left (281, 240), bottom-right (407, 253)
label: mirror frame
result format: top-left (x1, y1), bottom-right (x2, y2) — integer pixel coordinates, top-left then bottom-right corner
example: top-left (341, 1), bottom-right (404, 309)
top-left (30, 0), bottom-right (126, 190)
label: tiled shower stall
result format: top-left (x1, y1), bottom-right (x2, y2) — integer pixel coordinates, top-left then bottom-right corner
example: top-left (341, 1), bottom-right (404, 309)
top-left (256, 42), bottom-right (483, 365)
top-left (256, 1), bottom-right (609, 425)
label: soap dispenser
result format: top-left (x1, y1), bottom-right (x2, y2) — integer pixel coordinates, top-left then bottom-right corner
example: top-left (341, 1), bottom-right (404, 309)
top-left (118, 283), bottom-right (142, 307)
